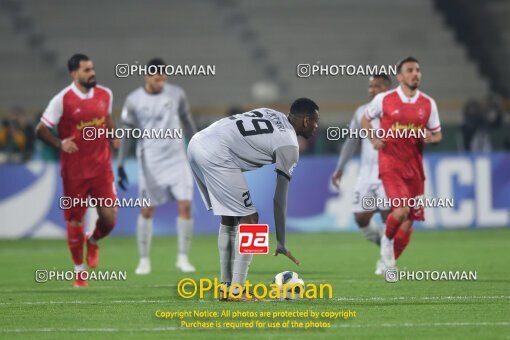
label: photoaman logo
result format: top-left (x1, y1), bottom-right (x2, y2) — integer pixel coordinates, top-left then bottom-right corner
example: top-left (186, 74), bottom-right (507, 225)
top-left (238, 224), bottom-right (269, 254)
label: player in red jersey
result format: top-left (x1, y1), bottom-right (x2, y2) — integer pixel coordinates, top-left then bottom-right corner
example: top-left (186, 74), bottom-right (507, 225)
top-left (35, 54), bottom-right (118, 287)
top-left (361, 56), bottom-right (442, 270)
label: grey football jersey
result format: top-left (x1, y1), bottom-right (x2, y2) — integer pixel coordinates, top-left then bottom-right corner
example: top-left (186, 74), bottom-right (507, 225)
top-left (121, 83), bottom-right (190, 165)
top-left (353, 103), bottom-right (380, 182)
top-left (193, 108), bottom-right (299, 178)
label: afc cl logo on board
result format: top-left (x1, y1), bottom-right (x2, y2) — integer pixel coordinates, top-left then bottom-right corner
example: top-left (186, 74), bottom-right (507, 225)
top-left (238, 224), bottom-right (269, 254)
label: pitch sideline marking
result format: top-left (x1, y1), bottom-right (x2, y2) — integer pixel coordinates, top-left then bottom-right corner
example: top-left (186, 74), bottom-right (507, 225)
top-left (332, 295), bottom-right (510, 302)
top-left (1, 322), bottom-right (510, 333)
top-left (1, 295), bottom-right (509, 306)
top-left (0, 283), bottom-right (177, 292)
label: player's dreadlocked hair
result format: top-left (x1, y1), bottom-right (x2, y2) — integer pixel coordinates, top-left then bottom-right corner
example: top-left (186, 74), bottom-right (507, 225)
top-left (289, 98), bottom-right (319, 117)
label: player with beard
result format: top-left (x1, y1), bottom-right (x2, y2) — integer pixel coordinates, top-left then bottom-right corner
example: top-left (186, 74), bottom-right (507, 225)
top-left (35, 54), bottom-right (118, 287)
top-left (331, 75), bottom-right (392, 275)
top-left (361, 57), bottom-right (442, 271)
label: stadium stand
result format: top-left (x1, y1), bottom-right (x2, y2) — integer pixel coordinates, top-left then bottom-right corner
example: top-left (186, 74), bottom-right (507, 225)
top-left (0, 0), bottom-right (489, 122)
top-left (436, 0), bottom-right (510, 97)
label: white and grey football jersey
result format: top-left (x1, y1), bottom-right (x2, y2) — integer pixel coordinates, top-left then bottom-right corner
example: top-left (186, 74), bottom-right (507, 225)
top-left (121, 83), bottom-right (191, 166)
top-left (193, 108), bottom-right (299, 179)
top-left (353, 103), bottom-right (380, 183)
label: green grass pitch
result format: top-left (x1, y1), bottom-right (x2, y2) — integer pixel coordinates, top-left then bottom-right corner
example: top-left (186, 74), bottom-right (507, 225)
top-left (1, 228), bottom-right (509, 339)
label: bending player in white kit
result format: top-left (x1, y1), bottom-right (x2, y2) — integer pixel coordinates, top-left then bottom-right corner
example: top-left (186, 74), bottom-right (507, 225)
top-left (118, 58), bottom-right (197, 274)
top-left (188, 98), bottom-right (319, 301)
top-left (330, 75), bottom-right (391, 275)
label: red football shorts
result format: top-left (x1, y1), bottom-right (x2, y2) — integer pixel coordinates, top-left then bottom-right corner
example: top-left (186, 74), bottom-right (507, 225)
top-left (62, 171), bottom-right (117, 222)
top-left (380, 171), bottom-right (425, 221)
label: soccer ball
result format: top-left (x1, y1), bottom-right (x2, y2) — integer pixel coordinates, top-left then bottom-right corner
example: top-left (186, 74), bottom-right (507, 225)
top-left (272, 271), bottom-right (305, 300)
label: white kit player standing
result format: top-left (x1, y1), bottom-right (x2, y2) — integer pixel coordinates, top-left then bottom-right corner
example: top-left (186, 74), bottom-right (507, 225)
top-left (188, 99), bottom-right (319, 301)
top-left (117, 58), bottom-right (197, 274)
top-left (331, 75), bottom-right (392, 275)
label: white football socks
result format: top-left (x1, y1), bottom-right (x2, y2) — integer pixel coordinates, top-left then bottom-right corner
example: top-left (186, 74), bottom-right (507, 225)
top-left (231, 228), bottom-right (253, 294)
top-left (361, 219), bottom-right (383, 246)
top-left (74, 264), bottom-right (86, 272)
top-left (177, 217), bottom-right (193, 256)
top-left (218, 224), bottom-right (232, 283)
top-left (218, 224), bottom-right (238, 283)
top-left (137, 215), bottom-right (153, 259)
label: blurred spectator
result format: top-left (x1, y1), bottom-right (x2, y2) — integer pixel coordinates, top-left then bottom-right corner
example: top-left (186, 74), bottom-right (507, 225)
top-left (484, 94), bottom-right (504, 127)
top-left (0, 107), bottom-right (36, 162)
top-left (34, 112), bottom-right (60, 161)
top-left (460, 95), bottom-right (504, 153)
top-left (483, 94), bottom-right (510, 151)
top-left (460, 99), bottom-right (483, 152)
